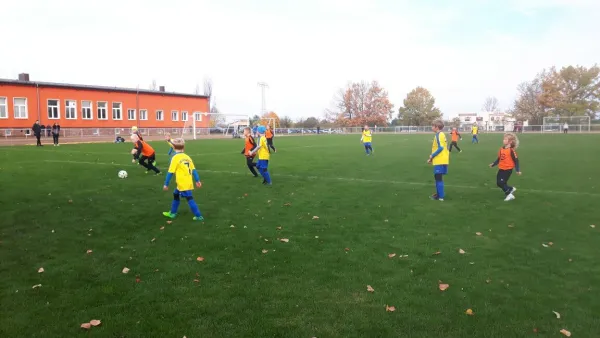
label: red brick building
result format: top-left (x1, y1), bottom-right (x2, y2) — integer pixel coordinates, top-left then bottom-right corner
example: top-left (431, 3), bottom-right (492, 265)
top-left (0, 74), bottom-right (210, 129)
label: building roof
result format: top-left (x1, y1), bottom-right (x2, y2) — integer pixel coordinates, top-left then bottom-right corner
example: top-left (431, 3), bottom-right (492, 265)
top-left (0, 78), bottom-right (209, 99)
top-left (458, 113), bottom-right (477, 116)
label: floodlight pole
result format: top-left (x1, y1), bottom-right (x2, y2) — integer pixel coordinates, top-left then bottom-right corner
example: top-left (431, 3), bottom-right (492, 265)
top-left (257, 82), bottom-right (268, 116)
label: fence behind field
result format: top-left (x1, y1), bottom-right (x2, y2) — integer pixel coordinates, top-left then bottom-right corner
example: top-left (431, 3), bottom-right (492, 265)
top-left (1, 124), bottom-right (599, 146)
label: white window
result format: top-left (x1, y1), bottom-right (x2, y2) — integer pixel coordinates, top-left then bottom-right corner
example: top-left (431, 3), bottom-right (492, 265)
top-left (171, 110), bottom-right (179, 121)
top-left (139, 109), bottom-right (148, 120)
top-left (82, 101), bottom-right (93, 119)
top-left (97, 101), bottom-right (107, 120)
top-left (112, 102), bottom-right (122, 120)
top-left (181, 111), bottom-right (188, 121)
top-left (47, 99), bottom-right (60, 119)
top-left (194, 112), bottom-right (202, 121)
top-left (156, 110), bottom-right (164, 121)
top-left (127, 109), bottom-right (136, 120)
top-left (14, 98), bottom-right (28, 119)
top-left (0, 97), bottom-right (7, 119)
top-left (65, 100), bottom-right (77, 119)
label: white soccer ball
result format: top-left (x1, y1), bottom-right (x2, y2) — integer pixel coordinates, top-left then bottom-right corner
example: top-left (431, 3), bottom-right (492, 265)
top-left (118, 170), bottom-right (128, 179)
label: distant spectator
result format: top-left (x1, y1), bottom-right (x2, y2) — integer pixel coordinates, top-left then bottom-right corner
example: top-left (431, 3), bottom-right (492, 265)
top-left (46, 124), bottom-right (52, 137)
top-left (52, 123), bottom-right (61, 146)
top-left (563, 123), bottom-right (568, 134)
top-left (317, 126), bottom-right (320, 134)
top-left (32, 120), bottom-right (42, 146)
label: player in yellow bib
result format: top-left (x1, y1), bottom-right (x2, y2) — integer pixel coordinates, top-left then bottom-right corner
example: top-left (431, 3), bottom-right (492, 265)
top-left (471, 124), bottom-right (479, 144)
top-left (360, 125), bottom-right (373, 155)
top-left (427, 120), bottom-right (449, 201)
top-left (162, 138), bottom-right (204, 221)
top-left (249, 126), bottom-right (272, 185)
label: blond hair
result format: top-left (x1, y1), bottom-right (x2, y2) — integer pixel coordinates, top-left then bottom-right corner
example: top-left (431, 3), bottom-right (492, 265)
top-left (171, 138), bottom-right (185, 150)
top-left (432, 119), bottom-right (444, 130)
top-left (504, 133), bottom-right (519, 148)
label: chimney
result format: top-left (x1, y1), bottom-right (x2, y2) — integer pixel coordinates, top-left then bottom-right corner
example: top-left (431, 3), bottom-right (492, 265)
top-left (18, 73), bottom-right (30, 81)
top-left (159, 86), bottom-right (165, 92)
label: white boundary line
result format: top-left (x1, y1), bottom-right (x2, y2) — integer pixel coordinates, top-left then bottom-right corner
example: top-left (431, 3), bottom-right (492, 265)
top-left (41, 159), bottom-right (600, 197)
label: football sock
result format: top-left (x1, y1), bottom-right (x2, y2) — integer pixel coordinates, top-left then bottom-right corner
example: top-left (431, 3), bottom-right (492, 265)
top-left (263, 171), bottom-right (272, 184)
top-left (187, 199), bottom-right (202, 217)
top-left (170, 200), bottom-right (180, 214)
top-left (436, 180), bottom-right (445, 199)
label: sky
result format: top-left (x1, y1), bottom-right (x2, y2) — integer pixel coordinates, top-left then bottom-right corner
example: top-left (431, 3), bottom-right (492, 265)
top-left (1, 0), bottom-right (599, 120)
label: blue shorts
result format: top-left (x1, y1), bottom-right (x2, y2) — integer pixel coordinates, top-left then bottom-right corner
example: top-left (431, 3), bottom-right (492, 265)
top-left (363, 142), bottom-right (372, 147)
top-left (174, 189), bottom-right (193, 198)
top-left (433, 165), bottom-right (448, 175)
top-left (257, 159), bottom-right (269, 169)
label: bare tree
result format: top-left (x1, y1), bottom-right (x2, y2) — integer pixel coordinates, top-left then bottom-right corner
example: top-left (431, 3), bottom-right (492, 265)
top-left (149, 79), bottom-right (157, 91)
top-left (482, 96), bottom-right (500, 112)
top-left (194, 83), bottom-right (201, 95)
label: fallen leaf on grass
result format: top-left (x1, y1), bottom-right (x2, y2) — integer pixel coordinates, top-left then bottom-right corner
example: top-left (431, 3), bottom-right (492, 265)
top-left (367, 285), bottom-right (375, 292)
top-left (90, 319), bottom-right (101, 327)
top-left (433, 251), bottom-right (441, 255)
top-left (196, 257), bottom-right (205, 262)
top-left (533, 328), bottom-right (538, 333)
top-left (439, 283), bottom-right (450, 291)
top-left (38, 267), bottom-right (44, 273)
top-left (122, 267), bottom-right (130, 274)
top-left (86, 250), bottom-right (93, 254)
top-left (458, 249), bottom-right (466, 254)
top-left (160, 226), bottom-right (165, 230)
top-left (542, 243), bottom-right (549, 248)
top-left (280, 238), bottom-right (289, 243)
top-left (560, 329), bottom-right (571, 337)
top-left (312, 216), bottom-right (319, 220)
top-left (80, 323), bottom-right (91, 329)
top-left (475, 232), bottom-right (482, 236)
top-left (465, 309), bottom-right (474, 315)
top-left (276, 226), bottom-right (282, 230)
top-left (548, 242), bottom-right (554, 246)
top-left (135, 277), bottom-right (141, 283)
top-left (193, 279), bottom-right (200, 283)
top-left (68, 200), bottom-right (73, 203)
top-left (385, 305), bottom-right (395, 312)
top-left (283, 202), bottom-right (291, 206)
top-left (553, 311), bottom-right (561, 319)
top-left (166, 221), bottom-right (172, 224)
top-left (388, 253), bottom-right (396, 258)
top-left (151, 238), bottom-right (156, 242)
top-left (344, 248), bottom-right (350, 251)
top-left (508, 224), bottom-right (515, 228)
top-left (32, 284), bottom-right (42, 289)
top-left (486, 279), bottom-right (492, 284)
top-left (261, 249), bottom-right (268, 254)
top-left (230, 225), bottom-right (235, 228)
top-left (591, 224), bottom-right (596, 228)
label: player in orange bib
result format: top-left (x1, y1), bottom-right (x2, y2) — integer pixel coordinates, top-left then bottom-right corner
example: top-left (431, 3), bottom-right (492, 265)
top-left (241, 127), bottom-right (259, 177)
top-left (489, 133), bottom-right (521, 201)
top-left (131, 134), bottom-right (161, 175)
top-left (265, 125), bottom-right (276, 153)
top-left (448, 128), bottom-right (462, 153)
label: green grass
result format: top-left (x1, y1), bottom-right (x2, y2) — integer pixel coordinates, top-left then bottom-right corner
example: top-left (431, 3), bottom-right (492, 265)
top-left (1, 133), bottom-right (600, 337)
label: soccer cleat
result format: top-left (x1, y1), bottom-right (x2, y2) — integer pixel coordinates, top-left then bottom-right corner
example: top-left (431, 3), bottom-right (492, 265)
top-left (510, 187), bottom-right (517, 194)
top-left (162, 211), bottom-right (177, 219)
top-left (155, 172), bottom-right (162, 176)
top-left (430, 194), bottom-right (439, 200)
top-left (193, 216), bottom-right (204, 221)
top-left (504, 194), bottom-right (515, 202)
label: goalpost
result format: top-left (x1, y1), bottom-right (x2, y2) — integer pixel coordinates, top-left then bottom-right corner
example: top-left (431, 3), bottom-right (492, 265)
top-left (542, 116), bottom-right (590, 132)
top-left (181, 112), bottom-right (250, 140)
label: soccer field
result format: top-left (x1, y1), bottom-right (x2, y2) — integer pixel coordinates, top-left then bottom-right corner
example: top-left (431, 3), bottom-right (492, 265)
top-left (1, 133), bottom-right (599, 337)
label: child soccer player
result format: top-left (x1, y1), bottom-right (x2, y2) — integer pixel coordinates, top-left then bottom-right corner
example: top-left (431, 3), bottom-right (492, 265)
top-left (249, 126), bottom-right (272, 185)
top-left (427, 120), bottom-right (449, 201)
top-left (489, 133), bottom-right (521, 201)
top-left (360, 125), bottom-right (373, 155)
top-left (241, 127), bottom-right (259, 177)
top-left (449, 127), bottom-right (462, 153)
top-left (162, 138), bottom-right (204, 221)
top-left (266, 125), bottom-right (276, 153)
top-left (131, 134), bottom-right (161, 175)
top-left (471, 123), bottom-right (479, 144)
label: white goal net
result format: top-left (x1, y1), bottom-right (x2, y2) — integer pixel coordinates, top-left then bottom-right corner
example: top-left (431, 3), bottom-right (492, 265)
top-left (181, 112), bottom-right (250, 140)
top-left (542, 116), bottom-right (590, 132)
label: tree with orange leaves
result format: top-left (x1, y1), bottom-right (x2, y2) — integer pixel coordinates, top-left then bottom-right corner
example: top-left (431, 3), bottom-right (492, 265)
top-left (330, 81), bottom-right (394, 127)
top-left (260, 111), bottom-right (280, 128)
